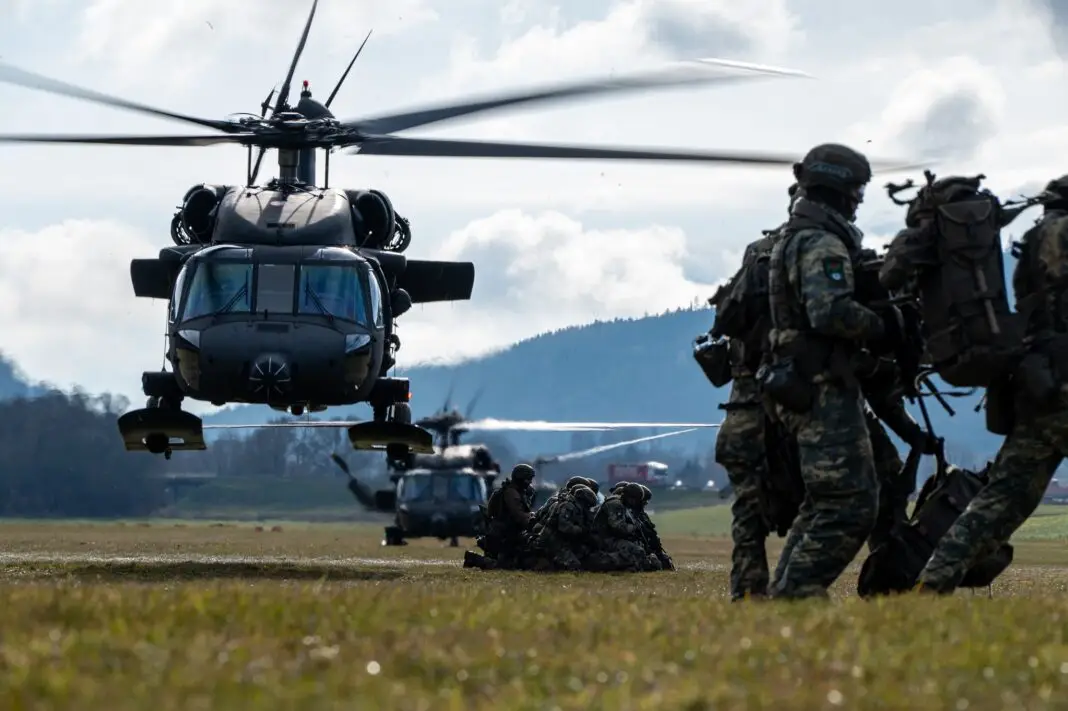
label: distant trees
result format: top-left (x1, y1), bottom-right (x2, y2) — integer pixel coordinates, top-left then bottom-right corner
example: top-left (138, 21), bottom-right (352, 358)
top-left (0, 389), bottom-right (166, 517)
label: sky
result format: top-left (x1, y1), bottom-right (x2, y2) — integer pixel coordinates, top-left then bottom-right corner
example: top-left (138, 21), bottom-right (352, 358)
top-left (0, 0), bottom-right (1066, 411)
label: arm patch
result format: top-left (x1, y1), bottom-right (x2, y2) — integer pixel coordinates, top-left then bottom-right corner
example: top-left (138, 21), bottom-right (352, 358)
top-left (823, 257), bottom-right (846, 282)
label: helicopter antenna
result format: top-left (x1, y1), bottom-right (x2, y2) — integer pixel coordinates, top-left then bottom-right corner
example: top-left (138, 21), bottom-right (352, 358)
top-left (325, 29), bottom-right (372, 108)
top-left (248, 0), bottom-right (319, 187)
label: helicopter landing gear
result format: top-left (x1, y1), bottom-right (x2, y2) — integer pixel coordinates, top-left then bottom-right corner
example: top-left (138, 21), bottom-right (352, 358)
top-left (350, 380), bottom-right (431, 453)
top-left (449, 536), bottom-right (459, 548)
top-left (117, 372), bottom-right (207, 458)
top-left (382, 526), bottom-right (407, 546)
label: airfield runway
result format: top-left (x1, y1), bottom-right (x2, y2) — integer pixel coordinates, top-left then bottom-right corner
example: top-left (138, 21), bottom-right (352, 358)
top-left (1, 519), bottom-right (1067, 710)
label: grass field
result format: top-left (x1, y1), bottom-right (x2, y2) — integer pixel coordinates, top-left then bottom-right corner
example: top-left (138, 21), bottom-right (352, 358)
top-left (3, 508), bottom-right (1068, 710)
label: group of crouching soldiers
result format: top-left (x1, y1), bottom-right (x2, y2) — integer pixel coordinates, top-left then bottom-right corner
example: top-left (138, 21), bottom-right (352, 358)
top-left (463, 463), bottom-right (675, 572)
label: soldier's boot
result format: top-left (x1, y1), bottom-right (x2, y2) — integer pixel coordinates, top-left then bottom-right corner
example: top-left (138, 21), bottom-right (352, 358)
top-left (463, 551), bottom-right (497, 570)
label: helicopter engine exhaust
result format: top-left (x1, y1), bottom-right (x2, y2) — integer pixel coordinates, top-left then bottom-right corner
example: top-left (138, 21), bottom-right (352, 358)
top-left (347, 189), bottom-right (395, 250)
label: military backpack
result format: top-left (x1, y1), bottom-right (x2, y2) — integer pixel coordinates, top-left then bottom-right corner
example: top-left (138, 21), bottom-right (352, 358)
top-left (856, 456), bottom-right (1014, 597)
top-left (707, 231), bottom-right (778, 373)
top-left (892, 172), bottom-right (1020, 388)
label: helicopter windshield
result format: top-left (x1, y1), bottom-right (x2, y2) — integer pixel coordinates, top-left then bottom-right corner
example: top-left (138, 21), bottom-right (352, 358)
top-left (299, 265), bottom-right (369, 324)
top-left (399, 472), bottom-right (486, 503)
top-left (182, 262), bottom-right (253, 320)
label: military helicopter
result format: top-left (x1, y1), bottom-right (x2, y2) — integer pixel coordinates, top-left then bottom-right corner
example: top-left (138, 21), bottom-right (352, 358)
top-left (0, 0), bottom-right (921, 462)
top-left (328, 387), bottom-right (714, 546)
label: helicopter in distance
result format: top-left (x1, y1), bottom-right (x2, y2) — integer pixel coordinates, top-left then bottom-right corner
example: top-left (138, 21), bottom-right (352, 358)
top-left (0, 0), bottom-right (923, 463)
top-left (329, 388), bottom-right (713, 546)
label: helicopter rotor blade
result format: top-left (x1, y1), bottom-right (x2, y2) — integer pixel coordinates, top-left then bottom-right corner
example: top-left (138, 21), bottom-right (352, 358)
top-left (464, 387), bottom-right (484, 419)
top-left (248, 147), bottom-right (269, 185)
top-left (325, 29), bottom-right (373, 108)
top-left (0, 60), bottom-right (239, 133)
top-left (329, 452), bottom-right (353, 478)
top-left (0, 133), bottom-right (254, 146)
top-left (338, 60), bottom-right (809, 136)
top-left (458, 418), bottom-right (722, 432)
top-left (350, 135), bottom-right (926, 173)
top-left (272, 0), bottom-right (319, 115)
top-left (538, 428), bottom-right (700, 465)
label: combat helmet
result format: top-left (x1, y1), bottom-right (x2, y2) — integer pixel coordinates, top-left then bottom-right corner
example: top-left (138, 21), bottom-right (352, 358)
top-left (639, 484), bottom-right (652, 504)
top-left (571, 484), bottom-right (598, 508)
top-left (511, 463), bottom-right (536, 485)
top-left (793, 143), bottom-right (871, 201)
top-left (611, 481), bottom-right (630, 494)
top-left (620, 482), bottom-right (645, 505)
top-left (1041, 174), bottom-right (1068, 209)
top-left (564, 475), bottom-right (586, 490)
top-left (581, 477), bottom-right (599, 494)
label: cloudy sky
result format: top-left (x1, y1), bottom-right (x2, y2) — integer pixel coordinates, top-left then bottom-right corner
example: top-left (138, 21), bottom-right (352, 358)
top-left (0, 0), bottom-right (1065, 410)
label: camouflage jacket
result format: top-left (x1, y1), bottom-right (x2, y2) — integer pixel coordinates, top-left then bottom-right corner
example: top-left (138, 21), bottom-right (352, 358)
top-left (768, 198), bottom-right (885, 358)
top-left (1014, 209), bottom-right (1068, 334)
top-left (487, 480), bottom-right (532, 533)
top-left (592, 496), bottom-right (640, 539)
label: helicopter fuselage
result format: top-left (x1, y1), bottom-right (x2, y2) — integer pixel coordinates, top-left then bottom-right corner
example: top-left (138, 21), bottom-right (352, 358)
top-left (119, 182), bottom-right (475, 457)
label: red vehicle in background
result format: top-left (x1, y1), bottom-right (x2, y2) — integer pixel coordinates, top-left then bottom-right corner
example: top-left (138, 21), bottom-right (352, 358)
top-left (607, 461), bottom-right (670, 487)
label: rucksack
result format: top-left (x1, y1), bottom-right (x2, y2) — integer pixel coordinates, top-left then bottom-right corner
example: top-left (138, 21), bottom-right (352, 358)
top-left (891, 171), bottom-right (1021, 388)
top-left (709, 231), bottom-right (777, 372)
top-left (857, 456), bottom-right (1014, 597)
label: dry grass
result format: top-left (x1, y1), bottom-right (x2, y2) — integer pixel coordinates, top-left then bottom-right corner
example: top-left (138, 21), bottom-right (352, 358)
top-left (1, 520), bottom-right (1068, 709)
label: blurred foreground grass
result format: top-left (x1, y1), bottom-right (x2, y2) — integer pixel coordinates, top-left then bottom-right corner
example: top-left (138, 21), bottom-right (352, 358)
top-left (1, 516), bottom-right (1068, 709)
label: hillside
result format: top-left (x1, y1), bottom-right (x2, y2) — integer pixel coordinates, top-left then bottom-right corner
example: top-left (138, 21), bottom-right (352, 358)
top-left (198, 306), bottom-right (1001, 464)
top-left (0, 353), bottom-right (44, 400)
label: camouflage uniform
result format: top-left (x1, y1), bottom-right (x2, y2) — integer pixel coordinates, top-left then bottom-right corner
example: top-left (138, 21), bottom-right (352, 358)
top-left (474, 463), bottom-right (537, 569)
top-left (534, 485), bottom-right (598, 570)
top-left (588, 484), bottom-right (660, 571)
top-left (714, 199), bottom-right (799, 599)
top-left (763, 144), bottom-right (885, 599)
top-left (530, 476), bottom-right (586, 531)
top-left (635, 484), bottom-right (674, 570)
top-left (917, 199), bottom-right (1068, 592)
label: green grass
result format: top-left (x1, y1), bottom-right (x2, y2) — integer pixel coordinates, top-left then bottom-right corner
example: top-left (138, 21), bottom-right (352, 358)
top-left (3, 516), bottom-right (1068, 709)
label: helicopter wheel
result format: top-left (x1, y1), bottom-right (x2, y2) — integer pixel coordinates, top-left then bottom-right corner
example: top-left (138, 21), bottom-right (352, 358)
top-left (392, 402), bottom-right (412, 425)
top-left (449, 536), bottom-right (459, 548)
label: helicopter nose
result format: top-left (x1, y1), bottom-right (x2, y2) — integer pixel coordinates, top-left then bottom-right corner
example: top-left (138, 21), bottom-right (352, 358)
top-left (249, 354), bottom-right (292, 397)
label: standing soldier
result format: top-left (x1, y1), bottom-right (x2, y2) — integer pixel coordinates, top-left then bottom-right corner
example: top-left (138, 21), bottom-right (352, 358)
top-left (917, 176), bottom-right (1068, 593)
top-left (761, 143), bottom-right (888, 599)
top-left (711, 183), bottom-right (801, 600)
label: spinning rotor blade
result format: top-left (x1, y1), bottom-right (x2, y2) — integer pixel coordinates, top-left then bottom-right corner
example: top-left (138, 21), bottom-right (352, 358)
top-left (325, 29), bottom-right (373, 108)
top-left (459, 418), bottom-right (722, 432)
top-left (339, 60), bottom-right (810, 136)
top-left (250, 0), bottom-right (319, 186)
top-left (351, 135), bottom-right (805, 166)
top-left (205, 421), bottom-right (373, 429)
top-left (0, 61), bottom-right (238, 133)
top-left (0, 133), bottom-right (253, 146)
top-left (351, 136), bottom-right (926, 172)
top-left (538, 428), bottom-right (700, 465)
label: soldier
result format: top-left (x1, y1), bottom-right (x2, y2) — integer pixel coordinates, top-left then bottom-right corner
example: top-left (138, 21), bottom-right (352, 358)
top-left (588, 483), bottom-right (660, 572)
top-left (916, 175), bottom-right (1068, 593)
top-left (714, 182), bottom-right (800, 600)
top-left (470, 463), bottom-right (537, 569)
top-left (530, 476), bottom-right (586, 530)
top-left (761, 143), bottom-right (888, 599)
top-left (635, 484), bottom-right (675, 570)
top-left (533, 484), bottom-right (599, 571)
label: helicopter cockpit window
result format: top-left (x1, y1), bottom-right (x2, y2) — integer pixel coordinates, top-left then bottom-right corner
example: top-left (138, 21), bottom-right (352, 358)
top-left (255, 264), bottom-right (296, 314)
top-left (299, 265), bottom-right (369, 324)
top-left (364, 263), bottom-right (384, 328)
top-left (398, 473), bottom-right (486, 503)
top-left (182, 262), bottom-right (253, 320)
top-left (170, 265), bottom-right (189, 322)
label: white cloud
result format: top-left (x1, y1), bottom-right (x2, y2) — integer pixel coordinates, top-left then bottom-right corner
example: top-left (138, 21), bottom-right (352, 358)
top-left (0, 219), bottom-right (166, 400)
top-left (73, 0), bottom-right (437, 92)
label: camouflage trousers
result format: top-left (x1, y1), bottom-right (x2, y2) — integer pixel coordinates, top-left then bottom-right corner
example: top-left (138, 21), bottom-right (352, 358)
top-left (588, 537), bottom-right (660, 572)
top-left (918, 400), bottom-right (1068, 593)
top-left (770, 380), bottom-right (878, 599)
top-left (532, 530), bottom-right (584, 571)
top-left (714, 376), bottom-right (770, 598)
top-left (866, 409), bottom-right (908, 552)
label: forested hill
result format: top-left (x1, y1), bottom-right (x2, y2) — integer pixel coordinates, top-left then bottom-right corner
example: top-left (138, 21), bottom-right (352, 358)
top-left (0, 354), bottom-right (45, 400)
top-left (199, 306), bottom-right (1002, 464)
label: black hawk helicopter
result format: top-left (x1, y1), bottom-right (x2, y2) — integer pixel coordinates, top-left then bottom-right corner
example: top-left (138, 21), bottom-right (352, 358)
top-left (0, 0), bottom-right (920, 462)
top-left (329, 387), bottom-right (714, 546)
